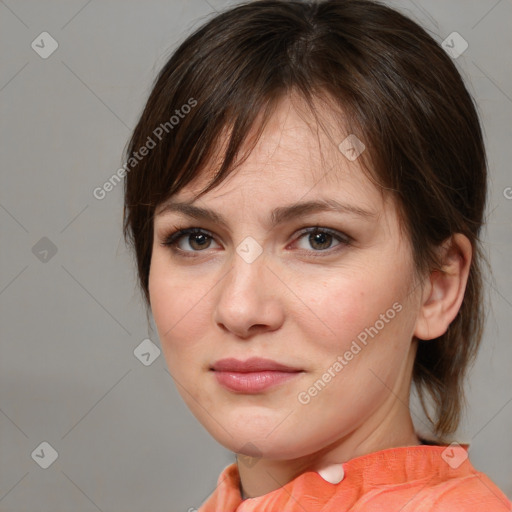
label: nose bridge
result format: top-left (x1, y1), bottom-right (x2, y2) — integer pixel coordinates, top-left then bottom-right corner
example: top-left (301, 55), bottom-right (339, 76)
top-left (223, 240), bottom-right (268, 298)
top-left (214, 240), bottom-right (284, 336)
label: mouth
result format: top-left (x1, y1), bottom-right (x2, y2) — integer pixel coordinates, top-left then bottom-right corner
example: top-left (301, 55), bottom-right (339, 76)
top-left (210, 357), bottom-right (304, 393)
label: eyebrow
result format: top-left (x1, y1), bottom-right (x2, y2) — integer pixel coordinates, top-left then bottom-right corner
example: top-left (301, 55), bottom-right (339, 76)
top-left (156, 198), bottom-right (377, 228)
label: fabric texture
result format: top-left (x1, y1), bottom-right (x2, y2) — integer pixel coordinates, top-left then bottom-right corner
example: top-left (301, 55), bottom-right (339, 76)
top-left (198, 443), bottom-right (512, 511)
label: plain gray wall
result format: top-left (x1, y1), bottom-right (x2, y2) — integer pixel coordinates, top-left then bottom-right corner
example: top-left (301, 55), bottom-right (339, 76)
top-left (1, 0), bottom-right (511, 510)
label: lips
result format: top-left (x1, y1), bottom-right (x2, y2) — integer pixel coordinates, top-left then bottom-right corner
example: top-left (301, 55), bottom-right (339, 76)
top-left (210, 357), bottom-right (303, 393)
top-left (210, 357), bottom-right (301, 373)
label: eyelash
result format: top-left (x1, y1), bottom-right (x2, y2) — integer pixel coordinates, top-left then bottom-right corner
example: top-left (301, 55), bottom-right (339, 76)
top-left (159, 225), bottom-right (352, 258)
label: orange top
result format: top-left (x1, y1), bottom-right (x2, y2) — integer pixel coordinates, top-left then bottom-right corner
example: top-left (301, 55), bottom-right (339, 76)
top-left (198, 443), bottom-right (511, 511)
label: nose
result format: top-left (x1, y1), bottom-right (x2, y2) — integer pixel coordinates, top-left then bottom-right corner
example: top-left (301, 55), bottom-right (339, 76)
top-left (213, 249), bottom-right (285, 339)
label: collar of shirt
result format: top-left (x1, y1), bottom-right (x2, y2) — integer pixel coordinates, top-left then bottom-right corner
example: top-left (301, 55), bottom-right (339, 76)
top-left (197, 443), bottom-right (512, 512)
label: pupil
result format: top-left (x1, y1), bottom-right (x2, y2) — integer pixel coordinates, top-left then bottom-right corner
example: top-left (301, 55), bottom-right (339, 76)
top-left (191, 233), bottom-right (209, 249)
top-left (310, 232), bottom-right (331, 250)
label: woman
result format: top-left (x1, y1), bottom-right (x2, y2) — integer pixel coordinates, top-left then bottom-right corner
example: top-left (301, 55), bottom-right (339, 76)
top-left (123, 0), bottom-right (512, 509)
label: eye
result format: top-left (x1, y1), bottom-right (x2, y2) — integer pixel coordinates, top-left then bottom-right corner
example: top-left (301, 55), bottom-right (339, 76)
top-left (160, 228), bottom-right (219, 253)
top-left (293, 227), bottom-right (351, 253)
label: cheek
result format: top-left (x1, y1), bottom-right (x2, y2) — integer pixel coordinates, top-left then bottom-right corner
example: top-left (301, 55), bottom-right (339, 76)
top-left (296, 268), bottom-right (394, 351)
top-left (148, 256), bottom-right (211, 362)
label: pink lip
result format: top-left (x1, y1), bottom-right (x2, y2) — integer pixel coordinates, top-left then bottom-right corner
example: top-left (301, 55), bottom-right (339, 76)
top-left (210, 357), bottom-right (303, 393)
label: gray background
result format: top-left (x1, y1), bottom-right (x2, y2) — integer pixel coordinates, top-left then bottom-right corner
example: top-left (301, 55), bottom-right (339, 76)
top-left (1, 0), bottom-right (511, 510)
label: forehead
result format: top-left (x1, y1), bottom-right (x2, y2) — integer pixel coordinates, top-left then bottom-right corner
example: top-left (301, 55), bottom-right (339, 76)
top-left (165, 95), bottom-right (383, 209)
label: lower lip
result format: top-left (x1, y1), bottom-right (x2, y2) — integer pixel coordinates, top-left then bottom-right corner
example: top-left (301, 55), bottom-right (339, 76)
top-left (212, 370), bottom-right (302, 393)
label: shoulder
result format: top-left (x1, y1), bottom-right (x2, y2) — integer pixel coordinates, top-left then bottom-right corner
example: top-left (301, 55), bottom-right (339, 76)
top-left (346, 445), bottom-right (511, 512)
top-left (403, 471), bottom-right (512, 512)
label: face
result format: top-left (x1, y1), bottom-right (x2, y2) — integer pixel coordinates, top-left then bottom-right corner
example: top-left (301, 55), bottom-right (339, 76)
top-left (149, 96), bottom-right (423, 461)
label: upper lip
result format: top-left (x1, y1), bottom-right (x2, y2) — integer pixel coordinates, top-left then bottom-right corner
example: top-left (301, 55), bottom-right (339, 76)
top-left (210, 357), bottom-right (302, 373)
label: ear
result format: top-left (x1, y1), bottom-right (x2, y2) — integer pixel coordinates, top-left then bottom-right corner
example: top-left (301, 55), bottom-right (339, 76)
top-left (414, 234), bottom-right (472, 340)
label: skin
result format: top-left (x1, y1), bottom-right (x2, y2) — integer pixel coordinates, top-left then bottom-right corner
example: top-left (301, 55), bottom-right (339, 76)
top-left (149, 95), bottom-right (472, 499)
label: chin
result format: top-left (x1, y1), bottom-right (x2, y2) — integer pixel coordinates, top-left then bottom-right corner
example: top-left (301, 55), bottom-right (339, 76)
top-left (203, 419), bottom-right (313, 461)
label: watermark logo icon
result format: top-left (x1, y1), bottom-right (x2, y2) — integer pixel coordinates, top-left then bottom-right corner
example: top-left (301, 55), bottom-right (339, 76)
top-left (441, 442), bottom-right (468, 469)
top-left (31, 441), bottom-right (58, 469)
top-left (31, 32), bottom-right (59, 59)
top-left (236, 236), bottom-right (263, 264)
top-left (134, 338), bottom-right (161, 366)
top-left (32, 237), bottom-right (58, 263)
top-left (237, 442), bottom-right (262, 468)
top-left (442, 32), bottom-right (468, 59)
top-left (338, 134), bottom-right (366, 161)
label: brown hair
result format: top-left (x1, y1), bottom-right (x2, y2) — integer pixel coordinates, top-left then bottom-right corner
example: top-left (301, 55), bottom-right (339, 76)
top-left (123, 0), bottom-right (487, 438)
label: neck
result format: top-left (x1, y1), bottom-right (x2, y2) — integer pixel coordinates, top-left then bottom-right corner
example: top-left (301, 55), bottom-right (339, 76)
top-left (237, 396), bottom-right (420, 499)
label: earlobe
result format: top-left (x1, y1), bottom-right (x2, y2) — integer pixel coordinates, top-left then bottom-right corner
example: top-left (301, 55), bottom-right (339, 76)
top-left (414, 234), bottom-right (472, 341)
